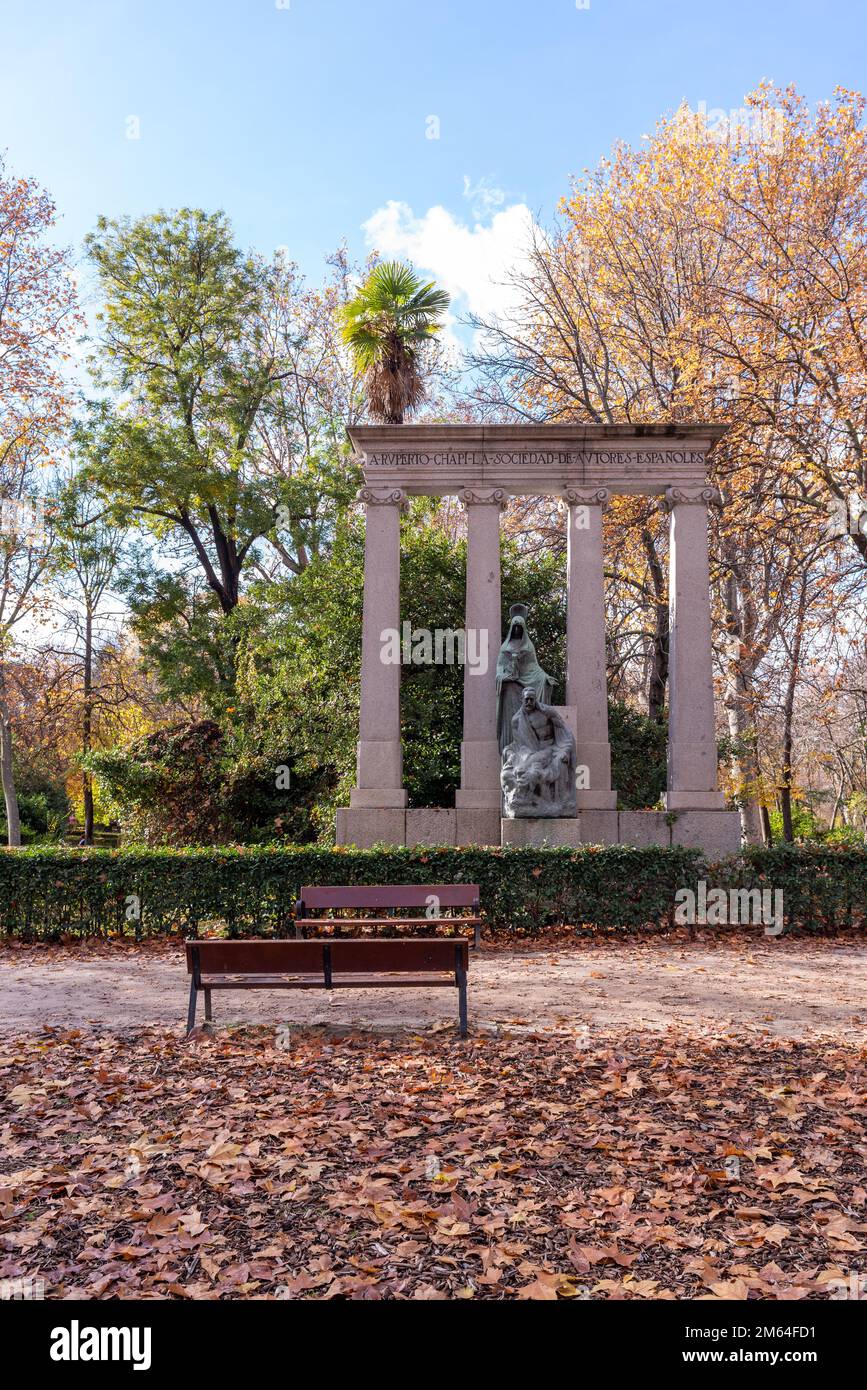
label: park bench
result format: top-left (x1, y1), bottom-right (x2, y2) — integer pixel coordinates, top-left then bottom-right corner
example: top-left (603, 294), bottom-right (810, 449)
top-left (294, 884), bottom-right (482, 948)
top-left (185, 937), bottom-right (470, 1037)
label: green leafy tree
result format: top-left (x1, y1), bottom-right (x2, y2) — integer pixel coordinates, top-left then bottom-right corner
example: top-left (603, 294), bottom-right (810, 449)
top-left (84, 210), bottom-right (281, 617)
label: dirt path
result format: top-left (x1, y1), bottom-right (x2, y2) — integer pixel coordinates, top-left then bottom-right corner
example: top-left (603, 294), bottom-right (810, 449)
top-left (0, 937), bottom-right (864, 1041)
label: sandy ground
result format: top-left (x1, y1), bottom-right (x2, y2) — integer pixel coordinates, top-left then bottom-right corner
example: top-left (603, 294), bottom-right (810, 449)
top-left (0, 936), bottom-right (864, 1041)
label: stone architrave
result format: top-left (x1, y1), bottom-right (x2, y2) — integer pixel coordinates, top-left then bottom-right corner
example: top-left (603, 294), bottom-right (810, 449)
top-left (349, 486), bottom-right (408, 811)
top-left (455, 488), bottom-right (506, 815)
top-left (565, 487), bottom-right (617, 809)
top-left (663, 486), bottom-right (725, 810)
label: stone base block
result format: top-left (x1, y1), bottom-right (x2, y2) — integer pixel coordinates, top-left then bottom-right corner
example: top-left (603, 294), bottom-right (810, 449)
top-left (618, 811), bottom-right (673, 848)
top-left (405, 808), bottom-right (457, 848)
top-left (455, 788), bottom-right (501, 809)
top-left (455, 808), bottom-right (501, 847)
top-left (665, 790), bottom-right (726, 811)
top-left (349, 786), bottom-right (407, 809)
top-left (336, 808), bottom-right (406, 849)
top-left (670, 809), bottom-right (741, 858)
top-left (576, 809), bottom-right (619, 845)
top-left (356, 738), bottom-right (403, 789)
top-left (501, 817), bottom-right (583, 848)
top-left (459, 739), bottom-right (501, 795)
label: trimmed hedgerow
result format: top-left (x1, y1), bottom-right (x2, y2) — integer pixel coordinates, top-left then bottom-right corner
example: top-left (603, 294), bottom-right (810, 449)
top-left (0, 844), bottom-right (700, 939)
top-left (0, 843), bottom-right (864, 940)
top-left (712, 844), bottom-right (867, 934)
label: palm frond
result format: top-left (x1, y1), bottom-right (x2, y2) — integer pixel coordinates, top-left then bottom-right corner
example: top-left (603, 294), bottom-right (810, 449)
top-left (340, 260), bottom-right (449, 421)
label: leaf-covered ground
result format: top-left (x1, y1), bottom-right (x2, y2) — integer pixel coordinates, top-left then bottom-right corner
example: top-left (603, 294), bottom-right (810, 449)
top-left (1, 1023), bottom-right (865, 1299)
top-left (2, 935), bottom-right (865, 1039)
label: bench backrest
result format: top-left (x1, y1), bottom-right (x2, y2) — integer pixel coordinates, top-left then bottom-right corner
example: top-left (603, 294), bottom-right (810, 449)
top-left (187, 938), bottom-right (469, 975)
top-left (298, 884), bottom-right (479, 911)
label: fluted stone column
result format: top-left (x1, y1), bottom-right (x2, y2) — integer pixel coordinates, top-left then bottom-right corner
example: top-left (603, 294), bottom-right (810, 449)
top-left (565, 488), bottom-right (617, 809)
top-left (455, 488), bottom-right (506, 842)
top-left (349, 486), bottom-right (408, 811)
top-left (664, 486), bottom-right (725, 810)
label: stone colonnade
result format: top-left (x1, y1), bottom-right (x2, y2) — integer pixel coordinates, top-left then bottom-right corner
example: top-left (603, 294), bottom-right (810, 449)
top-left (339, 477), bottom-right (727, 852)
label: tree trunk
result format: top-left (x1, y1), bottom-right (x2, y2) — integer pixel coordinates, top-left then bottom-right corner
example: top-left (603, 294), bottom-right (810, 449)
top-left (779, 589), bottom-right (808, 845)
top-left (0, 693), bottom-right (21, 848)
top-left (760, 803), bottom-right (772, 845)
top-left (82, 604), bottom-right (94, 845)
top-left (724, 694), bottom-right (766, 845)
top-left (721, 571), bottom-right (765, 844)
top-left (642, 528), bottom-right (668, 724)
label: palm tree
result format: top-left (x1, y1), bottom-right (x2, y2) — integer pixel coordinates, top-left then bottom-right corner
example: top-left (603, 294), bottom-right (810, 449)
top-left (342, 262), bottom-right (450, 423)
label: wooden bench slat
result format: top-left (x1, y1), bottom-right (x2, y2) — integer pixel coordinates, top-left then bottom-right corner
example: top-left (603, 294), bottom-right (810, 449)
top-left (299, 884), bottom-right (479, 909)
top-left (293, 916), bottom-right (481, 927)
top-left (187, 938), bottom-right (468, 974)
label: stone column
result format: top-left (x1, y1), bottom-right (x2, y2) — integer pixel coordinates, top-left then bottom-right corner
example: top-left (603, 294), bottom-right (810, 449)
top-left (455, 488), bottom-right (506, 843)
top-left (349, 486), bottom-right (408, 811)
top-left (565, 488), bottom-right (617, 809)
top-left (664, 486), bottom-right (725, 810)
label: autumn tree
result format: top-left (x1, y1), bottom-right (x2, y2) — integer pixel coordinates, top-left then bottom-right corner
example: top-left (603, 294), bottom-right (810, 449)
top-left (470, 85), bottom-right (867, 843)
top-left (0, 157), bottom-right (78, 845)
top-left (49, 474), bottom-right (127, 843)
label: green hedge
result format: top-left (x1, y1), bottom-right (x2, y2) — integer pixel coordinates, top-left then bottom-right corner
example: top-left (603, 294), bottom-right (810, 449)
top-left (713, 844), bottom-right (867, 933)
top-left (0, 843), bottom-right (864, 940)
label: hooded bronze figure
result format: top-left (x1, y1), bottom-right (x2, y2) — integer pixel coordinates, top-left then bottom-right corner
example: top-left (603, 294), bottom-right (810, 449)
top-left (495, 603), bottom-right (555, 754)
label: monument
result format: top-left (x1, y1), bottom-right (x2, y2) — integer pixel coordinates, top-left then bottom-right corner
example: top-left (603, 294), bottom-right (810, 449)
top-left (334, 423), bottom-right (741, 857)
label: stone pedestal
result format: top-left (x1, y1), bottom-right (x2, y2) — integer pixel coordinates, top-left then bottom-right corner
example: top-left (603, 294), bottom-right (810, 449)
top-left (502, 817), bottom-right (584, 848)
top-left (405, 807), bottom-right (456, 848)
top-left (336, 807), bottom-right (406, 850)
top-left (670, 808), bottom-right (741, 857)
top-left (501, 808), bottom-right (739, 855)
top-left (565, 490), bottom-right (617, 809)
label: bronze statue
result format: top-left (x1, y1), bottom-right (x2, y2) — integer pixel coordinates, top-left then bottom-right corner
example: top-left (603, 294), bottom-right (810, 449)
top-left (496, 606), bottom-right (578, 818)
top-left (495, 603), bottom-right (555, 753)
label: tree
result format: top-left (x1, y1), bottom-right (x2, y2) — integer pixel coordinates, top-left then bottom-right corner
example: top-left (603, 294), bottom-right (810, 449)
top-left (0, 158), bottom-right (78, 846)
top-left (0, 155), bottom-right (78, 477)
top-left (469, 85), bottom-right (867, 843)
top-left (51, 475), bottom-right (127, 843)
top-left (83, 209), bottom-right (286, 619)
top-left (341, 262), bottom-right (449, 423)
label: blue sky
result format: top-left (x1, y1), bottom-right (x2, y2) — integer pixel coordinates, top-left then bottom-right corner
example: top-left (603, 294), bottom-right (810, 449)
top-left (1, 0), bottom-right (863, 316)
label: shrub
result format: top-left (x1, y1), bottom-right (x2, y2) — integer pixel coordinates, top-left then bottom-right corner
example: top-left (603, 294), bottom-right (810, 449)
top-left (608, 701), bottom-right (668, 809)
top-left (0, 843), bottom-right (701, 939)
top-left (1, 842), bottom-right (864, 941)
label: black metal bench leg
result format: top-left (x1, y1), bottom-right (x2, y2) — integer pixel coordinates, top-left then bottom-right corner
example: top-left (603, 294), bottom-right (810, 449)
top-left (204, 988), bottom-right (213, 1023)
top-left (457, 967), bottom-right (468, 1038)
top-left (474, 923), bottom-right (480, 950)
top-left (186, 979), bottom-right (198, 1035)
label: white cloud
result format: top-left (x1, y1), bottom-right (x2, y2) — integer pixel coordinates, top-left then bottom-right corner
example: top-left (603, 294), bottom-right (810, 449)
top-left (461, 174), bottom-right (506, 220)
top-left (361, 198), bottom-right (538, 336)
